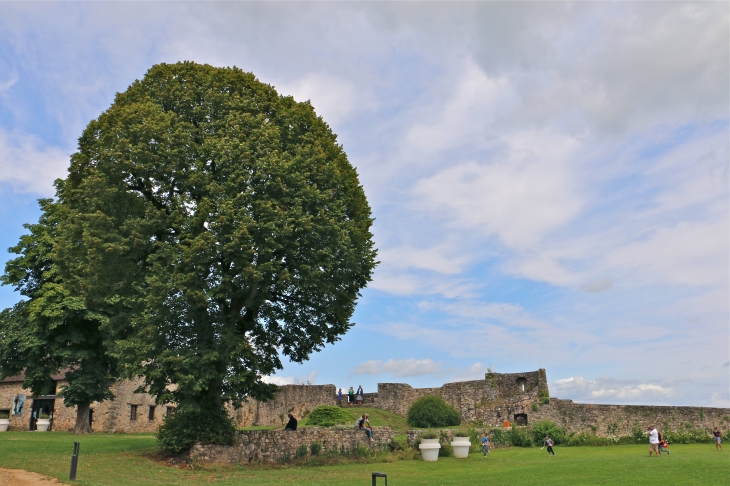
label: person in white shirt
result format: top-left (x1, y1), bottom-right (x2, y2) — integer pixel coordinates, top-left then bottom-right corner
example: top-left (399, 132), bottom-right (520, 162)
top-left (648, 426), bottom-right (660, 457)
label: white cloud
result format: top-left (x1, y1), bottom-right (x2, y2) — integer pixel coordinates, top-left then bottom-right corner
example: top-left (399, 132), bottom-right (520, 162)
top-left (552, 376), bottom-right (677, 404)
top-left (412, 129), bottom-right (585, 249)
top-left (378, 244), bottom-right (471, 275)
top-left (0, 130), bottom-right (68, 195)
top-left (370, 271), bottom-right (480, 299)
top-left (263, 370), bottom-right (318, 386)
top-left (450, 362), bottom-right (490, 382)
top-left (277, 73), bottom-right (371, 125)
top-left (350, 359), bottom-right (442, 378)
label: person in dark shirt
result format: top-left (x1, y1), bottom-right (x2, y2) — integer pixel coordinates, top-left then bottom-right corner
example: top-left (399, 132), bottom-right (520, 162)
top-left (284, 413), bottom-right (297, 431)
top-left (713, 427), bottom-right (723, 451)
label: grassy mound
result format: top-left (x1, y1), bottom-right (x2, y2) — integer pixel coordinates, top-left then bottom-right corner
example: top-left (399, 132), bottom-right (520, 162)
top-left (306, 406), bottom-right (355, 426)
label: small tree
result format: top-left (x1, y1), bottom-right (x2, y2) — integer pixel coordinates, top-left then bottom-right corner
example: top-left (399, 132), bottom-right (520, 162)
top-left (54, 62), bottom-right (377, 451)
top-left (407, 396), bottom-right (461, 428)
top-left (0, 199), bottom-right (116, 433)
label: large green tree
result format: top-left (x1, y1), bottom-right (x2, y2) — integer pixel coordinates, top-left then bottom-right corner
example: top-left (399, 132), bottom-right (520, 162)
top-left (55, 62), bottom-right (377, 445)
top-left (0, 199), bottom-right (116, 433)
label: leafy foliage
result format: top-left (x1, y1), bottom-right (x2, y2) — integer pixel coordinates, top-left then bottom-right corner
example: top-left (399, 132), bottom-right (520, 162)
top-left (53, 62), bottom-right (376, 446)
top-left (508, 426), bottom-right (533, 447)
top-left (530, 420), bottom-right (567, 445)
top-left (157, 409), bottom-right (236, 455)
top-left (306, 406), bottom-right (354, 426)
top-left (0, 199), bottom-right (117, 433)
top-left (407, 396), bottom-right (461, 428)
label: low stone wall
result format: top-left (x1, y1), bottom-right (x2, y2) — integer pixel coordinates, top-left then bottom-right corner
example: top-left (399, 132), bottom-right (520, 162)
top-left (190, 427), bottom-right (395, 464)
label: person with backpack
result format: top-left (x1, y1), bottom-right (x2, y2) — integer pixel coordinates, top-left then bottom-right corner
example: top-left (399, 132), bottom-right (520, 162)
top-left (541, 435), bottom-right (555, 456)
top-left (356, 413), bottom-right (374, 442)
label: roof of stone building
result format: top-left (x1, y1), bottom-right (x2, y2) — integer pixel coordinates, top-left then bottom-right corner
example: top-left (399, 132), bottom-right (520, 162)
top-left (1, 370), bottom-right (68, 383)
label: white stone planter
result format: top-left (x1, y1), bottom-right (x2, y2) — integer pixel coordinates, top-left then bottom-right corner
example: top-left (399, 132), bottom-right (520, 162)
top-left (0, 419), bottom-right (9, 432)
top-left (451, 436), bottom-right (471, 458)
top-left (419, 438), bottom-right (441, 462)
top-left (36, 419), bottom-right (51, 432)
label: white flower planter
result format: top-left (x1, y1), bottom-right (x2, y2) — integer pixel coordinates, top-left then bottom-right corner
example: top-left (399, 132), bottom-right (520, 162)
top-left (36, 419), bottom-right (51, 432)
top-left (419, 438), bottom-right (441, 462)
top-left (451, 436), bottom-right (471, 458)
top-left (0, 419), bottom-right (9, 432)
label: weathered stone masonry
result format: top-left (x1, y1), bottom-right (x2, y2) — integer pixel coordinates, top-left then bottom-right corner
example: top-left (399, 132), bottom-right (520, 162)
top-left (190, 427), bottom-right (394, 464)
top-left (3, 368), bottom-right (728, 435)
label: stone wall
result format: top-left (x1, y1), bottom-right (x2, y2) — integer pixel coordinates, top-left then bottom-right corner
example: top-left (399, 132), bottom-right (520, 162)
top-left (233, 384), bottom-right (336, 427)
top-left (371, 369), bottom-right (548, 425)
top-left (0, 377), bottom-right (168, 433)
top-left (190, 427), bottom-right (394, 464)
top-left (529, 398), bottom-right (730, 435)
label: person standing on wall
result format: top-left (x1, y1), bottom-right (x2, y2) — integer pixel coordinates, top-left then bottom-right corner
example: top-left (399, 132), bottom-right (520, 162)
top-left (356, 385), bottom-right (364, 406)
top-left (348, 387), bottom-right (355, 406)
top-left (337, 388), bottom-right (344, 407)
top-left (648, 426), bottom-right (660, 457)
top-left (541, 435), bottom-right (555, 456)
top-left (713, 427), bottom-right (723, 451)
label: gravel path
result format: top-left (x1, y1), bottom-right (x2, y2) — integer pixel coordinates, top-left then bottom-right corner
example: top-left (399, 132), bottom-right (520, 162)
top-left (0, 468), bottom-right (67, 485)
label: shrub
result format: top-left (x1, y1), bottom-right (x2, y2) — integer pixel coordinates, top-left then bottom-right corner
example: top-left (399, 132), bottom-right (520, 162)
top-left (295, 445), bottom-right (308, 458)
top-left (306, 406), bottom-right (353, 426)
top-left (530, 420), bottom-right (567, 446)
top-left (489, 428), bottom-right (509, 445)
top-left (509, 426), bottom-right (533, 447)
top-left (407, 396), bottom-right (460, 428)
top-left (310, 442), bottom-right (322, 456)
top-left (454, 430), bottom-right (469, 437)
top-left (421, 431), bottom-right (438, 439)
top-left (439, 442), bottom-right (453, 457)
top-left (157, 408), bottom-right (236, 455)
top-left (0, 411), bottom-right (9, 419)
top-left (538, 389), bottom-right (550, 405)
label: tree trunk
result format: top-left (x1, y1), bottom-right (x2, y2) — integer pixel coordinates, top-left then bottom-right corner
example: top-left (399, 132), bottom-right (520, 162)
top-left (73, 402), bottom-right (92, 434)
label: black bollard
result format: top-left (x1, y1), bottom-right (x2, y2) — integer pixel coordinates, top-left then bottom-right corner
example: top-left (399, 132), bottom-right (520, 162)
top-left (69, 441), bottom-right (80, 481)
top-left (372, 472), bottom-right (387, 486)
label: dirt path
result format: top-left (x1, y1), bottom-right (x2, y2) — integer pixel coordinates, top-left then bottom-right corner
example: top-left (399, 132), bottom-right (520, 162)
top-left (0, 468), bottom-right (67, 485)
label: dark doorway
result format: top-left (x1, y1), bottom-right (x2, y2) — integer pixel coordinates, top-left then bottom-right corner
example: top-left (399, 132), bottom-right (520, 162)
top-left (89, 409), bottom-right (94, 431)
top-left (29, 399), bottom-right (55, 431)
top-left (514, 413), bottom-right (528, 426)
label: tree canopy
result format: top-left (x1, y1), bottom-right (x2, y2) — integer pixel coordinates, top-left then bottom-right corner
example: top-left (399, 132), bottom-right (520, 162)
top-left (53, 62), bottom-right (376, 441)
top-left (0, 199), bottom-right (116, 433)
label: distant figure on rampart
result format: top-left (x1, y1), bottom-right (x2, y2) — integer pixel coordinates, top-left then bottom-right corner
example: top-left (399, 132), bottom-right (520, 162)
top-left (337, 388), bottom-right (344, 407)
top-left (356, 385), bottom-right (364, 405)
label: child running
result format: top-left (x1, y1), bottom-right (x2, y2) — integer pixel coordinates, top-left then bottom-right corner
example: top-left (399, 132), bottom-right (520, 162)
top-left (481, 433), bottom-right (490, 456)
top-left (541, 435), bottom-right (555, 456)
top-left (713, 427), bottom-right (723, 451)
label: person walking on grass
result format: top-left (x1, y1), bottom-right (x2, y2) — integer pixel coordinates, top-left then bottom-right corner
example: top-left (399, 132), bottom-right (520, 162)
top-left (481, 433), bottom-right (490, 456)
top-left (658, 431), bottom-right (670, 455)
top-left (541, 435), bottom-right (555, 456)
top-left (648, 426), bottom-right (660, 457)
top-left (713, 427), bottom-right (723, 451)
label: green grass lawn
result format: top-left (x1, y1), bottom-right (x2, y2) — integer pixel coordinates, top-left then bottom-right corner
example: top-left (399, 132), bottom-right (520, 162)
top-left (0, 432), bottom-right (728, 485)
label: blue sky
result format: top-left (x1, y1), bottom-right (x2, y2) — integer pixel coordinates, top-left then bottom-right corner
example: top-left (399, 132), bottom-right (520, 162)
top-left (0, 2), bottom-right (728, 407)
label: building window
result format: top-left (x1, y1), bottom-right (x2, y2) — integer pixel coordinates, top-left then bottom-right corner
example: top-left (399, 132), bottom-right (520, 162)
top-left (166, 406), bottom-right (174, 417)
top-left (129, 405), bottom-right (138, 421)
top-left (516, 377), bottom-right (527, 392)
top-left (148, 406), bottom-right (156, 421)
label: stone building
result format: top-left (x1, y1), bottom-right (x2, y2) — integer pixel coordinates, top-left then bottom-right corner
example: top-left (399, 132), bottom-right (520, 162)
top-left (2, 368), bottom-right (728, 435)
